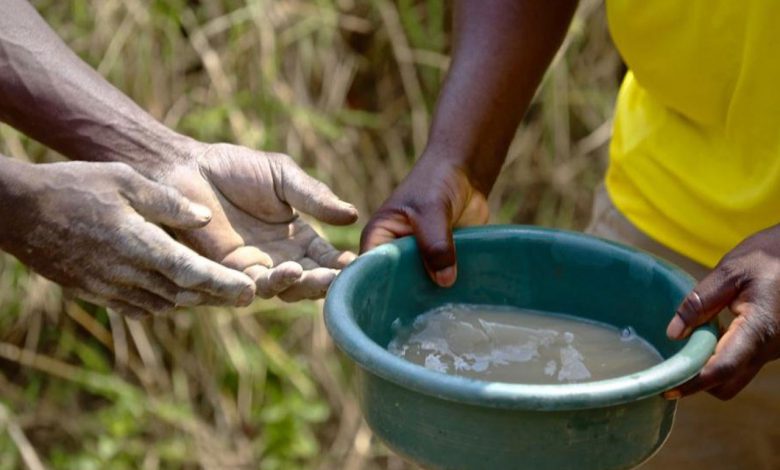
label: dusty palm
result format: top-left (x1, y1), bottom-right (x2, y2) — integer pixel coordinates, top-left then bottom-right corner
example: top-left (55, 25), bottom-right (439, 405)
top-left (165, 143), bottom-right (358, 301)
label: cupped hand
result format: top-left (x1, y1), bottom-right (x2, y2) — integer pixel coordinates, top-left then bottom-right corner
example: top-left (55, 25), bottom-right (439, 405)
top-left (155, 143), bottom-right (358, 301)
top-left (360, 157), bottom-right (489, 287)
top-left (664, 224), bottom-right (780, 400)
top-left (0, 161), bottom-right (256, 317)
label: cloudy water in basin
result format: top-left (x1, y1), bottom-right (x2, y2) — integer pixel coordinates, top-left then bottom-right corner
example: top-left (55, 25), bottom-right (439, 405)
top-left (388, 304), bottom-right (662, 384)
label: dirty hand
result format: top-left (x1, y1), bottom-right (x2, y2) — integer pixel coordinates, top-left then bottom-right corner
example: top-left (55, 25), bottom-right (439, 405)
top-left (149, 142), bottom-right (358, 301)
top-left (0, 160), bottom-right (256, 317)
top-left (360, 155), bottom-right (489, 287)
top-left (664, 224), bottom-right (780, 400)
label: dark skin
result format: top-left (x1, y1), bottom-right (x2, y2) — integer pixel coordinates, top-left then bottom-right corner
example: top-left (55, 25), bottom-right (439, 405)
top-left (362, 0), bottom-right (779, 399)
top-left (361, 0), bottom-right (577, 285)
top-left (0, 0), bottom-right (358, 314)
top-left (664, 226), bottom-right (780, 400)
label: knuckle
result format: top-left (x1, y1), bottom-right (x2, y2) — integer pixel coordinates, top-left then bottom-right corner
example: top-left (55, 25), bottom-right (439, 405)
top-left (676, 290), bottom-right (704, 323)
top-left (109, 162), bottom-right (139, 184)
top-left (159, 187), bottom-right (186, 214)
top-left (403, 198), bottom-right (441, 219)
top-left (108, 161), bottom-right (134, 175)
top-left (708, 358), bottom-right (740, 384)
top-left (716, 259), bottom-right (749, 288)
top-left (741, 312), bottom-right (778, 349)
top-left (271, 152), bottom-right (294, 166)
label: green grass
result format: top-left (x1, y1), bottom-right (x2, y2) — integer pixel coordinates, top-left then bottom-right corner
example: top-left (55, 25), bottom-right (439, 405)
top-left (0, 0), bottom-right (620, 468)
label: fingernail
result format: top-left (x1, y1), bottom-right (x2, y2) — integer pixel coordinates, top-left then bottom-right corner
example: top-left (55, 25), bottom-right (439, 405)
top-left (666, 315), bottom-right (690, 339)
top-left (191, 203), bottom-right (212, 222)
top-left (237, 285), bottom-right (254, 306)
top-left (434, 266), bottom-right (456, 287)
top-left (663, 389), bottom-right (681, 400)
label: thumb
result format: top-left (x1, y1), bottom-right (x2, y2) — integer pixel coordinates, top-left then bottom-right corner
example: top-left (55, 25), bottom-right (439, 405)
top-left (667, 264), bottom-right (739, 339)
top-left (278, 155), bottom-right (358, 225)
top-left (123, 174), bottom-right (212, 229)
top-left (409, 206), bottom-right (457, 288)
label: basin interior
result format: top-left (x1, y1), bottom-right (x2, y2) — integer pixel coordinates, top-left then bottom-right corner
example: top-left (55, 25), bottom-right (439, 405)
top-left (350, 228), bottom-right (695, 363)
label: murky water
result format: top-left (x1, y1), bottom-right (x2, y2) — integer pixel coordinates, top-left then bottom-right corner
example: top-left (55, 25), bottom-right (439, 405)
top-left (388, 304), bottom-right (662, 384)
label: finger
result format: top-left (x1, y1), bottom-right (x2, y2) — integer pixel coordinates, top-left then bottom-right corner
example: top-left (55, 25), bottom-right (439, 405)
top-left (74, 279), bottom-right (162, 318)
top-left (306, 237), bottom-right (357, 269)
top-left (277, 154), bottom-right (358, 225)
top-left (71, 279), bottom-right (172, 315)
top-left (408, 206), bottom-right (457, 288)
top-left (665, 311), bottom-right (763, 399)
top-left (67, 288), bottom-right (110, 309)
top-left (246, 261), bottom-right (303, 299)
top-left (88, 276), bottom-right (174, 315)
top-left (119, 288), bottom-right (174, 315)
top-left (360, 211), bottom-right (413, 253)
top-left (298, 257), bottom-right (319, 270)
top-left (139, 273), bottom-right (223, 307)
top-left (121, 172), bottom-right (212, 229)
top-left (107, 301), bottom-right (149, 319)
top-left (667, 265), bottom-right (740, 339)
top-left (221, 246), bottom-right (273, 271)
top-left (708, 363), bottom-right (762, 400)
top-left (277, 267), bottom-right (338, 302)
top-left (108, 265), bottom-right (213, 307)
top-left (132, 223), bottom-right (256, 305)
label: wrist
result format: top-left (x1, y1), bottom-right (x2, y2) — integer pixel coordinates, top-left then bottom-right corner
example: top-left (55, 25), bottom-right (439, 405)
top-left (87, 123), bottom-right (201, 180)
top-left (418, 142), bottom-right (500, 196)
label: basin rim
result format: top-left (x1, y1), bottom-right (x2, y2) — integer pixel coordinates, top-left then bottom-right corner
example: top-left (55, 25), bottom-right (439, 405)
top-left (324, 225), bottom-right (718, 411)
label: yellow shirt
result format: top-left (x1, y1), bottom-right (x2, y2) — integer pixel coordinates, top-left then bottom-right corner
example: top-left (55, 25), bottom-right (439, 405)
top-left (605, 1), bottom-right (780, 268)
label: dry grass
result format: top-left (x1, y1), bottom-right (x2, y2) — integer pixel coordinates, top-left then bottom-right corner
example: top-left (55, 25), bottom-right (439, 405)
top-left (0, 0), bottom-right (620, 468)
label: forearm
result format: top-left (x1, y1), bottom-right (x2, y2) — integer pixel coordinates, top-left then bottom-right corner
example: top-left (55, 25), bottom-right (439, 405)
top-left (0, 0), bottom-right (191, 176)
top-left (426, 0), bottom-right (578, 194)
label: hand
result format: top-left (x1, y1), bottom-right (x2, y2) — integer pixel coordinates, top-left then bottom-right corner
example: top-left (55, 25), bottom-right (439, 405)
top-left (149, 142), bottom-right (358, 301)
top-left (360, 156), bottom-right (489, 287)
top-left (0, 160), bottom-right (256, 317)
top-left (664, 224), bottom-right (780, 400)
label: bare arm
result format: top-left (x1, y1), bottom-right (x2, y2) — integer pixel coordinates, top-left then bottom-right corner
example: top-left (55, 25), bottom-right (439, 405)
top-left (428, 0), bottom-right (578, 193)
top-left (0, 0), bottom-right (189, 174)
top-left (362, 0), bottom-right (578, 286)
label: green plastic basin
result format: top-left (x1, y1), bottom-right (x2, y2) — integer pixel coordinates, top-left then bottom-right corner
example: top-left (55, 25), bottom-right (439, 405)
top-left (324, 226), bottom-right (717, 470)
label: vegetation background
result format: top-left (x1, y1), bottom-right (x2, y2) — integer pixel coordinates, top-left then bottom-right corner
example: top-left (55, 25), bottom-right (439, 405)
top-left (0, 0), bottom-right (622, 468)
